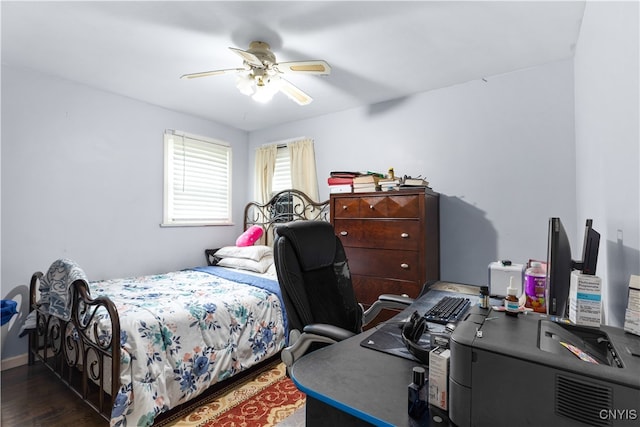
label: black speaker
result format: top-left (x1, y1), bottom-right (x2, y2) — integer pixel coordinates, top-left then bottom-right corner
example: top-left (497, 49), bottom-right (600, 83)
top-left (401, 311), bottom-right (432, 364)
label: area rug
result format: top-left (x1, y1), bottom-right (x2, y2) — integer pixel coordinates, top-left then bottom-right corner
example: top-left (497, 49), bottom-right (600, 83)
top-left (162, 362), bottom-right (306, 427)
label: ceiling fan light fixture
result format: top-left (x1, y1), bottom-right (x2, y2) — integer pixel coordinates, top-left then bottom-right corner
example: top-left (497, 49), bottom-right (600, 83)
top-left (252, 76), bottom-right (281, 103)
top-left (235, 73), bottom-right (255, 96)
top-left (183, 40), bottom-right (330, 106)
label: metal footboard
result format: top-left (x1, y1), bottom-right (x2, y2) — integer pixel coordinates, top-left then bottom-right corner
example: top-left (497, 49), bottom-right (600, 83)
top-left (29, 272), bottom-right (121, 421)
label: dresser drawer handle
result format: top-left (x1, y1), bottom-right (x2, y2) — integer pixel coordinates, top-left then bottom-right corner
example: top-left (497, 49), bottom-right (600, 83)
top-left (369, 205), bottom-right (374, 209)
top-left (401, 263), bottom-right (409, 269)
top-left (342, 205), bottom-right (348, 210)
top-left (401, 233), bottom-right (409, 238)
top-left (340, 231), bottom-right (348, 236)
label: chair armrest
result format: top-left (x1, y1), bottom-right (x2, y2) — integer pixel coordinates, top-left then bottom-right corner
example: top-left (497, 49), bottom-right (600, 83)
top-left (303, 323), bottom-right (357, 342)
top-left (378, 294), bottom-right (414, 305)
top-left (281, 332), bottom-right (337, 368)
top-left (281, 324), bottom-right (356, 368)
top-left (362, 294), bottom-right (414, 326)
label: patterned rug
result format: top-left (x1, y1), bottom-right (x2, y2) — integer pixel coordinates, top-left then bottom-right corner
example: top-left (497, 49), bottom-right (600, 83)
top-left (161, 362), bottom-right (306, 426)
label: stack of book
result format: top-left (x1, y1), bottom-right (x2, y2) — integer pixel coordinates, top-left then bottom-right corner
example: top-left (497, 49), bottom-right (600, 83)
top-left (399, 176), bottom-right (430, 189)
top-left (328, 171), bottom-right (358, 193)
top-left (624, 275), bottom-right (639, 336)
top-left (378, 178), bottom-right (401, 191)
top-left (353, 174), bottom-right (381, 193)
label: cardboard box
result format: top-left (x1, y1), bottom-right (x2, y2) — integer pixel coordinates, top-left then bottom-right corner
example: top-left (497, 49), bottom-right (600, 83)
top-left (488, 262), bottom-right (524, 297)
top-left (624, 309), bottom-right (640, 335)
top-left (428, 346), bottom-right (450, 410)
top-left (569, 271), bottom-right (602, 327)
top-left (624, 275), bottom-right (640, 336)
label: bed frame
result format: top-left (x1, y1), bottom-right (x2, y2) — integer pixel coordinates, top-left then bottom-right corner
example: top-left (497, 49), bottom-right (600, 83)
top-left (27, 189), bottom-right (330, 423)
top-left (243, 189), bottom-right (330, 245)
top-left (28, 272), bottom-right (120, 420)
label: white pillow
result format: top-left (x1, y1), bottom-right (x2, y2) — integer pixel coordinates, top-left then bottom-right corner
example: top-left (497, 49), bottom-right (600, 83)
top-left (214, 245), bottom-right (272, 261)
top-left (266, 263), bottom-right (277, 276)
top-left (217, 255), bottom-right (274, 274)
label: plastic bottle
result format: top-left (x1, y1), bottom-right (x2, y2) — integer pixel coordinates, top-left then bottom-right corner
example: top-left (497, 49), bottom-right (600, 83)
top-left (408, 366), bottom-right (428, 422)
top-left (524, 261), bottom-right (547, 313)
top-left (504, 278), bottom-right (520, 316)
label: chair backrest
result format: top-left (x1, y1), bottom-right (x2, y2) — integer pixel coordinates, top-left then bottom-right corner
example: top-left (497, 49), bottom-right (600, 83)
top-left (273, 220), bottom-right (363, 334)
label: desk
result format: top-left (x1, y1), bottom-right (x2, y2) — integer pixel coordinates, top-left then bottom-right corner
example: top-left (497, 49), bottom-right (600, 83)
top-left (289, 282), bottom-right (479, 426)
top-left (290, 282), bottom-right (640, 427)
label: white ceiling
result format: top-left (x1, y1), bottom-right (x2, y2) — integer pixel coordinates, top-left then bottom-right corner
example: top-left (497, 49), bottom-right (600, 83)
top-left (1, 1), bottom-right (586, 132)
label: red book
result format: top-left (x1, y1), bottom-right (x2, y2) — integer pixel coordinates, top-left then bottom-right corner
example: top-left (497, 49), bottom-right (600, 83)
top-left (327, 176), bottom-right (354, 185)
top-left (329, 171), bottom-right (361, 178)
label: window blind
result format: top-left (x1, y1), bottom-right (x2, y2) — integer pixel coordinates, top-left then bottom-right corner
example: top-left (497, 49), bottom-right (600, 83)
top-left (272, 145), bottom-right (292, 194)
top-left (163, 130), bottom-right (232, 225)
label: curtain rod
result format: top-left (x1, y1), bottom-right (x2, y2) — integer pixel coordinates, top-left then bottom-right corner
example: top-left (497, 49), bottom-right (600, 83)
top-left (261, 136), bottom-right (310, 148)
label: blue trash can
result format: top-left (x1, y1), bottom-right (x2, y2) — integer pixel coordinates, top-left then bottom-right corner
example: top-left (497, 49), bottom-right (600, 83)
top-left (1, 300), bottom-right (18, 326)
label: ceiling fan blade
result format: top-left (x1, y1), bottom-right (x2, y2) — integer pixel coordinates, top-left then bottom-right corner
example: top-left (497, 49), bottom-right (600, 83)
top-left (279, 78), bottom-right (313, 105)
top-left (180, 68), bottom-right (244, 79)
top-left (275, 60), bottom-right (331, 75)
top-left (229, 47), bottom-right (264, 68)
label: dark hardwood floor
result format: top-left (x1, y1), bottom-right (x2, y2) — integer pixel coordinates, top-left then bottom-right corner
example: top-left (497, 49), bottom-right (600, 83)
top-left (1, 355), bottom-right (280, 426)
top-left (1, 362), bottom-right (107, 426)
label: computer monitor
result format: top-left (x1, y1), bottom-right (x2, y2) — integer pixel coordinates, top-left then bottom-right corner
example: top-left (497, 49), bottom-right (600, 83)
top-left (546, 218), bottom-right (573, 316)
top-left (546, 218), bottom-right (601, 316)
top-left (578, 219), bottom-right (601, 276)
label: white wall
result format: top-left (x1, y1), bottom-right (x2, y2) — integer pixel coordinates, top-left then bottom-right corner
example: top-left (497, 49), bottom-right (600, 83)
top-left (250, 60), bottom-right (577, 285)
top-left (574, 1), bottom-right (640, 327)
top-left (2, 2), bottom-right (638, 364)
top-left (1, 67), bottom-right (250, 361)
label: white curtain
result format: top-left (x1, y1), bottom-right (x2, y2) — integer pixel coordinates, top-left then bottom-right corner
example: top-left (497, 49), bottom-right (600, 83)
top-left (254, 144), bottom-right (277, 204)
top-left (289, 138), bottom-right (319, 202)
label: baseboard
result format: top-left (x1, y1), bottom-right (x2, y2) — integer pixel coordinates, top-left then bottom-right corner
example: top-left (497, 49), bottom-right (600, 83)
top-left (1, 353), bottom-right (29, 371)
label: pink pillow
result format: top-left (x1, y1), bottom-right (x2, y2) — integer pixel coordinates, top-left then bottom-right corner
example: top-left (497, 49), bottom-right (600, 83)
top-left (236, 225), bottom-right (264, 247)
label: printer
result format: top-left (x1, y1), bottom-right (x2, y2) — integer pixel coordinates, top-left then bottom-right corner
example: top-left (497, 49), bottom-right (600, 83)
top-left (449, 306), bottom-right (640, 426)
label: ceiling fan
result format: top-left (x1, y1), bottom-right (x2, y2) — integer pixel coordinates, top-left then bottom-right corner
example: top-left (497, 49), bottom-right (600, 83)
top-left (181, 41), bottom-right (331, 105)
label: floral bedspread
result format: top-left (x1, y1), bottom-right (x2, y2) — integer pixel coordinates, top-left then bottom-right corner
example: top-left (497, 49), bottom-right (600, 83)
top-left (87, 267), bottom-right (286, 427)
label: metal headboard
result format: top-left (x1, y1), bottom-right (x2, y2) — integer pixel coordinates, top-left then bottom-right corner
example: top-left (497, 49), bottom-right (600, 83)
top-left (243, 189), bottom-right (330, 246)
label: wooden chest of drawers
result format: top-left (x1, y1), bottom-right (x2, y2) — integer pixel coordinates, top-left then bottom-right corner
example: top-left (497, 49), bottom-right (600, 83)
top-left (330, 189), bottom-right (440, 309)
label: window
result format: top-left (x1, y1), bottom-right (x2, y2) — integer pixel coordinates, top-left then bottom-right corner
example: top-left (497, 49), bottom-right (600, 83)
top-left (254, 137), bottom-right (318, 204)
top-left (163, 130), bottom-right (232, 226)
top-left (271, 145), bottom-right (292, 195)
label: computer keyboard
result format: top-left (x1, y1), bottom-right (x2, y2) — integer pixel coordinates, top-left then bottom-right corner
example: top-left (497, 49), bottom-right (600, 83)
top-left (423, 296), bottom-right (471, 324)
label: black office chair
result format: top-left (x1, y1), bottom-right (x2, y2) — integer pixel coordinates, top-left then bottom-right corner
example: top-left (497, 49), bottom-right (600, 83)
top-left (273, 220), bottom-right (413, 368)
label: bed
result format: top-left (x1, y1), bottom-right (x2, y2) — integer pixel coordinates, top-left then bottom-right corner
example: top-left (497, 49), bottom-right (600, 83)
top-left (27, 189), bottom-right (329, 427)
